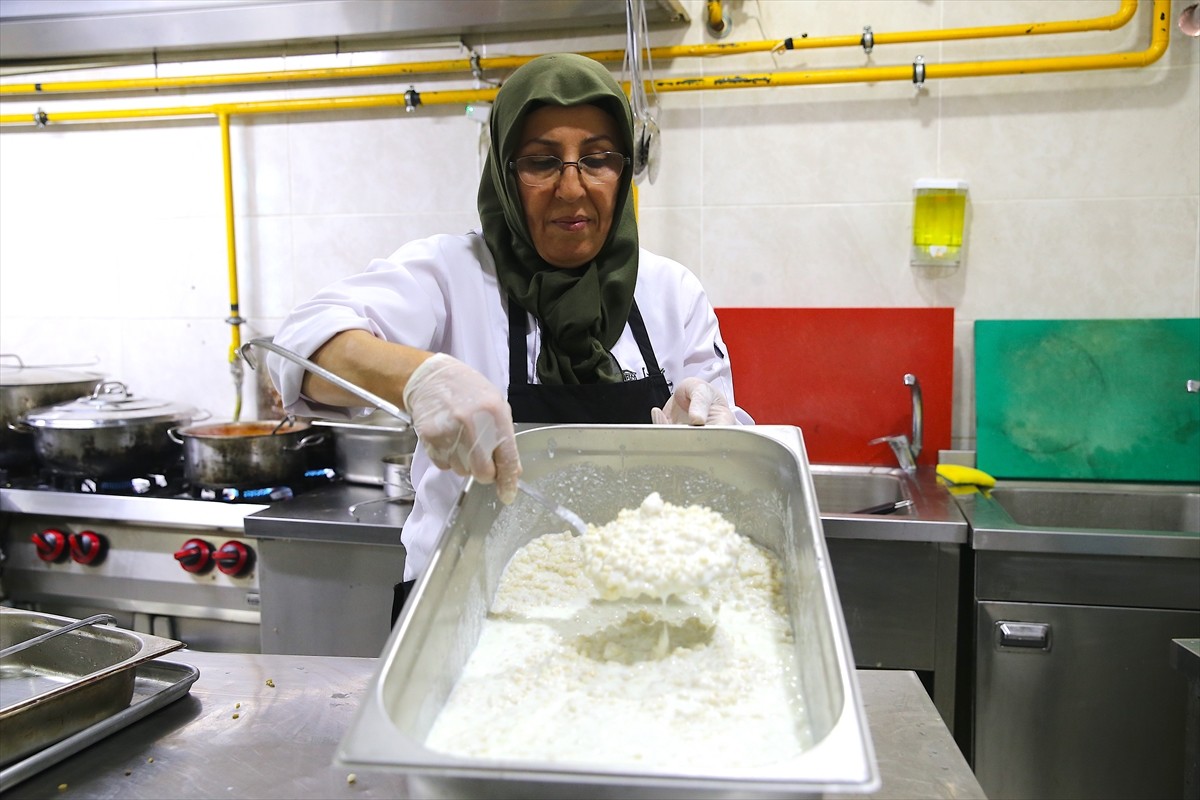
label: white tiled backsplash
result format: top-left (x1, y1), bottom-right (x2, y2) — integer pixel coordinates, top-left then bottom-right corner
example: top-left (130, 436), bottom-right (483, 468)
top-left (1, 0), bottom-right (1197, 450)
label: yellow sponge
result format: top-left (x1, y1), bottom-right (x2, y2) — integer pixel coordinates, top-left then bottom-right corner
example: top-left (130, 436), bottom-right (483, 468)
top-left (936, 464), bottom-right (996, 488)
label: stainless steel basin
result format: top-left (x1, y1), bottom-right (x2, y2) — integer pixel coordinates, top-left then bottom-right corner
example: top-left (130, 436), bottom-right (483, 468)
top-left (809, 465), bottom-right (967, 544)
top-left (810, 468), bottom-right (907, 515)
top-left (990, 484), bottom-right (1200, 534)
top-left (959, 480), bottom-right (1200, 558)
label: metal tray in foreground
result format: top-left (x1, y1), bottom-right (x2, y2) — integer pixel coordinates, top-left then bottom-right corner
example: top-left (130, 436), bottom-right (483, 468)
top-left (0, 658), bottom-right (199, 791)
top-left (0, 609), bottom-right (183, 766)
top-left (338, 425), bottom-right (878, 798)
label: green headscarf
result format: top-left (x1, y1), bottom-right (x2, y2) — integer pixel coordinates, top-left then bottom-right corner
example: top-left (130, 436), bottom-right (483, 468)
top-left (478, 53), bottom-right (638, 385)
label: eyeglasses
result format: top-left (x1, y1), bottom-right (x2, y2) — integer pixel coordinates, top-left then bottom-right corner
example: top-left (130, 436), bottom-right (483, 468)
top-left (508, 152), bottom-right (630, 188)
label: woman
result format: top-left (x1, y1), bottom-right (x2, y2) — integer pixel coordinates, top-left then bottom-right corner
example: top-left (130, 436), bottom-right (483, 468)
top-left (267, 53), bottom-right (752, 612)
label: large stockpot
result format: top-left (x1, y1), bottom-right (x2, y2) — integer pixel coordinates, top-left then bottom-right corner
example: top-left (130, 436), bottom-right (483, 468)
top-left (0, 358), bottom-right (104, 469)
top-left (17, 381), bottom-right (200, 477)
top-left (313, 411), bottom-right (417, 487)
top-left (168, 418), bottom-right (329, 488)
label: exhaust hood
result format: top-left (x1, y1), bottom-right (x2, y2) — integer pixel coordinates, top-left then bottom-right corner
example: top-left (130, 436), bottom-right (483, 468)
top-left (0, 0), bottom-right (689, 63)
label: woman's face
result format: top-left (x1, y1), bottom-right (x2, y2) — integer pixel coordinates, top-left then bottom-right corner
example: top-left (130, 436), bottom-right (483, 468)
top-left (513, 104), bottom-right (624, 269)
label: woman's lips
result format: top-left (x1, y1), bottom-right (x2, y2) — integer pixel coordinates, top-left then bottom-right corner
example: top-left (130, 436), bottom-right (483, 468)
top-left (553, 216), bottom-right (590, 232)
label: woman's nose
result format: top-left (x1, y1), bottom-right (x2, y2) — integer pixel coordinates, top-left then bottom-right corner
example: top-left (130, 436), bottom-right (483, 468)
top-left (554, 163), bottom-right (587, 199)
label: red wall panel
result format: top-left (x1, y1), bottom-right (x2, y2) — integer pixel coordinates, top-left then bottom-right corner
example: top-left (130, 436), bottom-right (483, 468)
top-left (716, 308), bottom-right (955, 466)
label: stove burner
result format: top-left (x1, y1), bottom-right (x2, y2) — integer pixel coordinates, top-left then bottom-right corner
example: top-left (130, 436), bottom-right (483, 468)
top-left (4, 465), bottom-right (339, 503)
top-left (0, 464), bottom-right (40, 488)
top-left (187, 468), bottom-right (338, 503)
top-left (4, 467), bottom-right (186, 496)
top-left (82, 474), bottom-right (171, 495)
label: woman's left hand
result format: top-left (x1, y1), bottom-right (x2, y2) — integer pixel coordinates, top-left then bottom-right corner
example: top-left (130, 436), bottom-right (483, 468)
top-left (651, 378), bottom-right (737, 426)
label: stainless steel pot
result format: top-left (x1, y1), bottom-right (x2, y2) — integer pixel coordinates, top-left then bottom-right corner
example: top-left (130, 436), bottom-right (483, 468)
top-left (313, 412), bottom-right (417, 486)
top-left (168, 418), bottom-right (328, 488)
top-left (18, 381), bottom-right (200, 477)
top-left (0, 356), bottom-right (104, 469)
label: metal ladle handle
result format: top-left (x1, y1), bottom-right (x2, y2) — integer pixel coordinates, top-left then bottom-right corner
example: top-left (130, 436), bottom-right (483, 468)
top-left (0, 614), bottom-right (116, 660)
top-left (239, 338), bottom-right (411, 427)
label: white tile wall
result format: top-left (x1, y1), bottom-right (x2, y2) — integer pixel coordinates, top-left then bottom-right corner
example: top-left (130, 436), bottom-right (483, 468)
top-left (1, 0), bottom-right (1197, 448)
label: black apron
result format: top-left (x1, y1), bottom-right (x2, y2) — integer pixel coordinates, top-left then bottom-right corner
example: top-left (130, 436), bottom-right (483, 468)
top-left (392, 300), bottom-right (672, 625)
top-left (506, 298), bottom-right (671, 424)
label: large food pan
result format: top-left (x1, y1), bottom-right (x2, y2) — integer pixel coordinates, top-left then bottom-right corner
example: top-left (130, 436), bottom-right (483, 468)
top-left (0, 609), bottom-right (184, 766)
top-left (338, 425), bottom-right (878, 798)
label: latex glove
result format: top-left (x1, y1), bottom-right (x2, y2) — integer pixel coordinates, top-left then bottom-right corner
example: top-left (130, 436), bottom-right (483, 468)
top-left (402, 353), bottom-right (521, 503)
top-left (652, 378), bottom-right (737, 426)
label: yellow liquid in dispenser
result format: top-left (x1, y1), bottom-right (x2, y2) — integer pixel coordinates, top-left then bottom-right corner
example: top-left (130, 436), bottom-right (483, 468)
top-left (911, 187), bottom-right (967, 267)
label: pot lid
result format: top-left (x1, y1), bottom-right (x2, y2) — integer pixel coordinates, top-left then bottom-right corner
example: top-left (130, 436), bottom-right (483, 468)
top-left (0, 366), bottom-right (105, 387)
top-left (22, 381), bottom-right (201, 429)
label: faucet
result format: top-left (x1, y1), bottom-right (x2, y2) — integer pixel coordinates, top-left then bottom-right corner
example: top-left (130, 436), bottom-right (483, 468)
top-left (870, 373), bottom-right (923, 472)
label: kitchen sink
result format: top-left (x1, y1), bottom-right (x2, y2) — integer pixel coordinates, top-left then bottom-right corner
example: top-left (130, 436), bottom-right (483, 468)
top-left (810, 467), bottom-right (907, 515)
top-left (989, 484), bottom-right (1200, 534)
top-left (959, 480), bottom-right (1200, 558)
top-left (809, 465), bottom-right (967, 544)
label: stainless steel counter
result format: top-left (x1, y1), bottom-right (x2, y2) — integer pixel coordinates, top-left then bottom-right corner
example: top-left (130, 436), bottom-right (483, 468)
top-left (0, 487), bottom-right (266, 530)
top-left (245, 483), bottom-right (410, 546)
top-left (2, 650), bottom-right (986, 799)
top-left (242, 485), bottom-right (408, 657)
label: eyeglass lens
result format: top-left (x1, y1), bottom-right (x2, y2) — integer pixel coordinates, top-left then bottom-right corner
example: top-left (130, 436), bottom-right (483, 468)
top-left (510, 153), bottom-right (626, 186)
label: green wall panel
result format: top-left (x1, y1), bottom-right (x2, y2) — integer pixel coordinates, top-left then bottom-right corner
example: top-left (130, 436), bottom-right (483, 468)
top-left (975, 319), bottom-right (1200, 482)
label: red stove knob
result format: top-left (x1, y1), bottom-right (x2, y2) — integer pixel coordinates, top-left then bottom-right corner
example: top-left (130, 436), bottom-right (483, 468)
top-left (32, 528), bottom-right (69, 563)
top-left (214, 541), bottom-right (254, 577)
top-left (68, 530), bottom-right (107, 565)
top-left (174, 538), bottom-right (214, 574)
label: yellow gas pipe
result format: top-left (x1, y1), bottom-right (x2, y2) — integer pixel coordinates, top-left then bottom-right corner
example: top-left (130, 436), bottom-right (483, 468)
top-left (0, 0), bottom-right (1166, 420)
top-left (219, 111), bottom-right (245, 420)
top-left (0, 0), bottom-right (1137, 97)
top-left (0, 0), bottom-right (1165, 127)
top-left (706, 1), bottom-right (731, 38)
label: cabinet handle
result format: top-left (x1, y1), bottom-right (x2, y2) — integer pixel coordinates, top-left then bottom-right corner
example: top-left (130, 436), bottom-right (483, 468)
top-left (997, 621), bottom-right (1051, 651)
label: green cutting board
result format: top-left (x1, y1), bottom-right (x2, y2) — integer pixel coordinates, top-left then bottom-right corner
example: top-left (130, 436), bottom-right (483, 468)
top-left (975, 318), bottom-right (1200, 482)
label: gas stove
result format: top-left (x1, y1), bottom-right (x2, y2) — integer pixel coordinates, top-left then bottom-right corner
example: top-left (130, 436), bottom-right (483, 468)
top-left (0, 467), bottom-right (339, 654)
top-left (0, 464), bottom-right (338, 503)
top-left (0, 455), bottom-right (406, 656)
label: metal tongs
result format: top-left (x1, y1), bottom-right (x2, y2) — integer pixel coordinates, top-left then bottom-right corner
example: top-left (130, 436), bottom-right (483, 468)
top-left (0, 614), bottom-right (115, 660)
top-left (240, 338), bottom-right (589, 533)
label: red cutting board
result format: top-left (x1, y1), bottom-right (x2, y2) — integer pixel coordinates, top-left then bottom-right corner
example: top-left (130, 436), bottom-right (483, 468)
top-left (716, 308), bottom-right (954, 466)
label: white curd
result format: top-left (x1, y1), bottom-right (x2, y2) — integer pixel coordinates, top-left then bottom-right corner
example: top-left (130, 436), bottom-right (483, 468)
top-left (424, 496), bottom-right (811, 771)
top-left (581, 492), bottom-right (739, 602)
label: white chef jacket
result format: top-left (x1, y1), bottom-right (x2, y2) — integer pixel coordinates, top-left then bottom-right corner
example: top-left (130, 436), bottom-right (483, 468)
top-left (268, 231), bottom-right (751, 581)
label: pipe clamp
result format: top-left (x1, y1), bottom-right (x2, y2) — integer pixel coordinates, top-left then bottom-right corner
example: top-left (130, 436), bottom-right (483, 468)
top-left (912, 56), bottom-right (927, 89)
top-left (404, 87), bottom-right (421, 113)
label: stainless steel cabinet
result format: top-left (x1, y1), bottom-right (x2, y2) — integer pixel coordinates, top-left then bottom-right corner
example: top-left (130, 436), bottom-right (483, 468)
top-left (973, 551), bottom-right (1200, 799)
top-left (825, 538), bottom-right (963, 734)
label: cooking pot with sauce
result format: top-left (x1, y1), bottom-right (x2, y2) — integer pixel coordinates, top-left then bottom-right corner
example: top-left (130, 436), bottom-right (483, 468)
top-left (0, 356), bottom-right (104, 469)
top-left (168, 418), bottom-right (328, 488)
top-left (17, 381), bottom-right (200, 477)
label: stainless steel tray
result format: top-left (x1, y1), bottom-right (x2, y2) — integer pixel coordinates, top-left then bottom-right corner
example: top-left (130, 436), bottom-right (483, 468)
top-left (0, 658), bottom-right (199, 791)
top-left (338, 425), bottom-right (879, 798)
top-left (0, 609), bottom-right (184, 766)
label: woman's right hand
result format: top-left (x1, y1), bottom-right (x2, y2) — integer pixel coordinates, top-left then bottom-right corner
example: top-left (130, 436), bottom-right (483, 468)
top-left (402, 353), bottom-right (521, 504)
